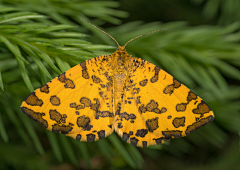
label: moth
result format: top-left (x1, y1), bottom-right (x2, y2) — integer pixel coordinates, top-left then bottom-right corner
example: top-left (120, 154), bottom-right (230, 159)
top-left (21, 21), bottom-right (214, 147)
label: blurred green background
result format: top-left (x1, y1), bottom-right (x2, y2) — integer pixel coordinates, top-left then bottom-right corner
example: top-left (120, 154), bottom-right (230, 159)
top-left (0, 0), bottom-right (240, 169)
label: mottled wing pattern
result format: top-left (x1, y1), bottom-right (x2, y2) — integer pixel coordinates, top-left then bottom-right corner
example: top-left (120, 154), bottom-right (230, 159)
top-left (114, 57), bottom-right (214, 147)
top-left (21, 55), bottom-right (115, 142)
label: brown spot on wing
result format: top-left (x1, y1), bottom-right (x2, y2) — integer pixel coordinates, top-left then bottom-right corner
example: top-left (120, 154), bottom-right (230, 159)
top-left (61, 114), bottom-right (67, 123)
top-left (185, 115), bottom-right (214, 135)
top-left (117, 122), bottom-right (123, 128)
top-left (130, 137), bottom-right (139, 146)
top-left (162, 130), bottom-right (182, 138)
top-left (100, 84), bottom-right (106, 88)
top-left (193, 101), bottom-right (211, 116)
top-left (90, 98), bottom-right (100, 112)
top-left (163, 84), bottom-right (174, 95)
top-left (95, 111), bottom-right (114, 119)
top-left (173, 79), bottom-right (181, 88)
top-left (139, 104), bottom-right (147, 114)
top-left (120, 112), bottom-right (136, 123)
top-left (176, 91), bottom-right (198, 112)
top-left (84, 124), bottom-right (93, 131)
top-left (97, 130), bottom-right (105, 139)
top-left (161, 107), bottom-right (167, 113)
top-left (77, 115), bottom-right (90, 129)
top-left (80, 62), bottom-right (89, 79)
top-left (70, 103), bottom-right (77, 108)
top-left (76, 134), bottom-right (81, 141)
top-left (70, 102), bottom-right (84, 110)
top-left (139, 100), bottom-right (167, 114)
top-left (80, 97), bottom-right (91, 107)
top-left (176, 103), bottom-right (187, 112)
top-left (25, 92), bottom-right (43, 106)
top-left (172, 117), bottom-right (185, 128)
top-left (146, 100), bottom-right (158, 112)
top-left (40, 84), bottom-right (49, 93)
top-left (50, 95), bottom-right (61, 106)
top-left (58, 73), bottom-right (75, 89)
top-left (135, 129), bottom-right (148, 137)
top-left (146, 117), bottom-right (159, 132)
top-left (163, 78), bottom-right (181, 95)
top-left (187, 91), bottom-right (197, 102)
top-left (131, 88), bottom-right (140, 94)
top-left (52, 124), bottom-right (73, 134)
top-left (21, 107), bottom-right (48, 128)
top-left (153, 137), bottom-right (167, 145)
top-left (136, 96), bottom-right (141, 104)
top-left (69, 97), bottom-right (92, 111)
top-left (122, 131), bottom-right (133, 141)
top-left (49, 109), bottom-right (62, 123)
top-left (87, 134), bottom-right (96, 142)
top-left (139, 79), bottom-right (148, 87)
top-left (150, 66), bottom-right (160, 83)
top-left (142, 141), bottom-right (148, 147)
top-left (92, 75), bottom-right (102, 84)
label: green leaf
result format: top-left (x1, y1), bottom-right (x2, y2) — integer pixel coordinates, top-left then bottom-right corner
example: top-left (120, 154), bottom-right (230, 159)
top-left (55, 56), bottom-right (69, 73)
top-left (79, 44), bottom-right (116, 50)
top-left (72, 140), bottom-right (91, 169)
top-left (46, 131), bottom-right (63, 162)
top-left (20, 45), bottom-right (52, 79)
top-left (38, 53), bottom-right (62, 75)
top-left (202, 0), bottom-right (220, 20)
top-left (97, 139), bottom-right (114, 164)
top-left (214, 59), bottom-right (240, 80)
top-left (46, 32), bottom-right (89, 38)
top-left (34, 25), bottom-right (77, 34)
top-left (0, 68), bottom-right (3, 91)
top-left (59, 135), bottom-right (78, 166)
top-left (2, 104), bottom-right (32, 148)
top-left (8, 36), bottom-right (43, 54)
top-left (0, 35), bottom-right (29, 64)
top-left (0, 12), bottom-right (46, 24)
top-left (127, 145), bottom-right (144, 169)
top-left (0, 112), bottom-right (8, 142)
top-left (109, 133), bottom-right (137, 169)
top-left (53, 38), bottom-right (89, 44)
top-left (24, 37), bottom-right (62, 46)
top-left (0, 6), bottom-right (16, 13)
top-left (207, 66), bottom-right (229, 93)
top-left (16, 56), bottom-right (34, 92)
top-left (18, 111), bottom-right (45, 155)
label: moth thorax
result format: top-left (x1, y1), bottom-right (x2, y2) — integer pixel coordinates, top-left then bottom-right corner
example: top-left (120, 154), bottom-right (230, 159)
top-left (114, 71), bottom-right (127, 79)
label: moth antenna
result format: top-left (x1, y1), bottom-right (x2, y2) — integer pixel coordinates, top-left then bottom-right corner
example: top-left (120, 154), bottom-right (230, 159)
top-left (81, 19), bottom-right (120, 48)
top-left (123, 28), bottom-right (167, 48)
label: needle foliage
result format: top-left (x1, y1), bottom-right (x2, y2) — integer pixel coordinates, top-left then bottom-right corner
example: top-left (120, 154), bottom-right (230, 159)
top-left (0, 0), bottom-right (239, 169)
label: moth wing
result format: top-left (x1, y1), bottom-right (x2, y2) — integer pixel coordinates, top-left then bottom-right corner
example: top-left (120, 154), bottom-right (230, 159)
top-left (21, 55), bottom-right (114, 142)
top-left (114, 57), bottom-right (214, 147)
